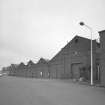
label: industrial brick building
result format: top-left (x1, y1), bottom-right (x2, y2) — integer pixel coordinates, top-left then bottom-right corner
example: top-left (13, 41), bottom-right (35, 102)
top-left (99, 30), bottom-right (105, 86)
top-left (5, 35), bottom-right (101, 83)
top-left (49, 35), bottom-right (100, 80)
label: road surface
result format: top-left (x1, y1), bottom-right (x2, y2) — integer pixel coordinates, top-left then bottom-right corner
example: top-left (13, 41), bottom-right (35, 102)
top-left (0, 76), bottom-right (105, 105)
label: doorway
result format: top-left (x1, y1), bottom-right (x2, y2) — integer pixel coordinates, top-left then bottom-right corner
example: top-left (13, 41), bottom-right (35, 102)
top-left (71, 63), bottom-right (82, 79)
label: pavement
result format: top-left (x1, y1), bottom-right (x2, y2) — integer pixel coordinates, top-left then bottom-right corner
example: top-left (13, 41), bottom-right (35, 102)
top-left (0, 76), bottom-right (105, 105)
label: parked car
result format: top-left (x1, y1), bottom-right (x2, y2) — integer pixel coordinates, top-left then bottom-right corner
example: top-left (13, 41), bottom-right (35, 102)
top-left (0, 73), bottom-right (3, 77)
top-left (0, 73), bottom-right (8, 77)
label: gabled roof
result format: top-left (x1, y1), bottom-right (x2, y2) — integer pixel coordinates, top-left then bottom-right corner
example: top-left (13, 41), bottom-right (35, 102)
top-left (37, 58), bottom-right (49, 64)
top-left (11, 64), bottom-right (19, 68)
top-left (27, 60), bottom-right (35, 66)
top-left (50, 35), bottom-right (94, 62)
top-left (17, 62), bottom-right (26, 69)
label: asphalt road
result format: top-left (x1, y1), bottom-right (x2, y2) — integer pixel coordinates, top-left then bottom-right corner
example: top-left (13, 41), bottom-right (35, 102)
top-left (0, 76), bottom-right (105, 105)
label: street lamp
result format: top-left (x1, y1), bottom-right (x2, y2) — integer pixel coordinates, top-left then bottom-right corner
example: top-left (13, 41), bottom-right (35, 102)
top-left (79, 22), bottom-right (93, 86)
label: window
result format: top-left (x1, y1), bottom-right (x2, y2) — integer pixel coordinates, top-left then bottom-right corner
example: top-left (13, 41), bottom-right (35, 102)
top-left (74, 51), bottom-right (78, 55)
top-left (75, 39), bottom-right (78, 43)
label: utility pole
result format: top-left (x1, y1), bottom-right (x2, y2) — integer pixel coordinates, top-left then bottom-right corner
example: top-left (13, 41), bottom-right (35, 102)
top-left (79, 22), bottom-right (93, 85)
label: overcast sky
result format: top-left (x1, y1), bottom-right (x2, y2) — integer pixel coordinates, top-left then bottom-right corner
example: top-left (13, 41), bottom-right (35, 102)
top-left (0, 0), bottom-right (105, 69)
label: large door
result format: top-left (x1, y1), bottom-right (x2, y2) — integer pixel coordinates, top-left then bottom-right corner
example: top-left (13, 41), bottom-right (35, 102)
top-left (71, 63), bottom-right (82, 79)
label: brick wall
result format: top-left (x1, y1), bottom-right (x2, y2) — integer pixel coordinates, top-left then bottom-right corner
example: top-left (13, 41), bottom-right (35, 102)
top-left (99, 30), bottom-right (105, 86)
top-left (49, 36), bottom-right (98, 80)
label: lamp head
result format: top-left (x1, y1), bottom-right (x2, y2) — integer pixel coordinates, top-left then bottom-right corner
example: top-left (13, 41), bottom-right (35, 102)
top-left (79, 22), bottom-right (85, 26)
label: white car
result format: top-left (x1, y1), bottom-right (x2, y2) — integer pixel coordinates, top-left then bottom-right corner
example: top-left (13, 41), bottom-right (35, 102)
top-left (0, 73), bottom-right (8, 77)
top-left (0, 73), bottom-right (3, 77)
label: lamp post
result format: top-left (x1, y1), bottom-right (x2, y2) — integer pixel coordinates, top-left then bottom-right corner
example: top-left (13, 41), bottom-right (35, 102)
top-left (79, 22), bottom-right (93, 85)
